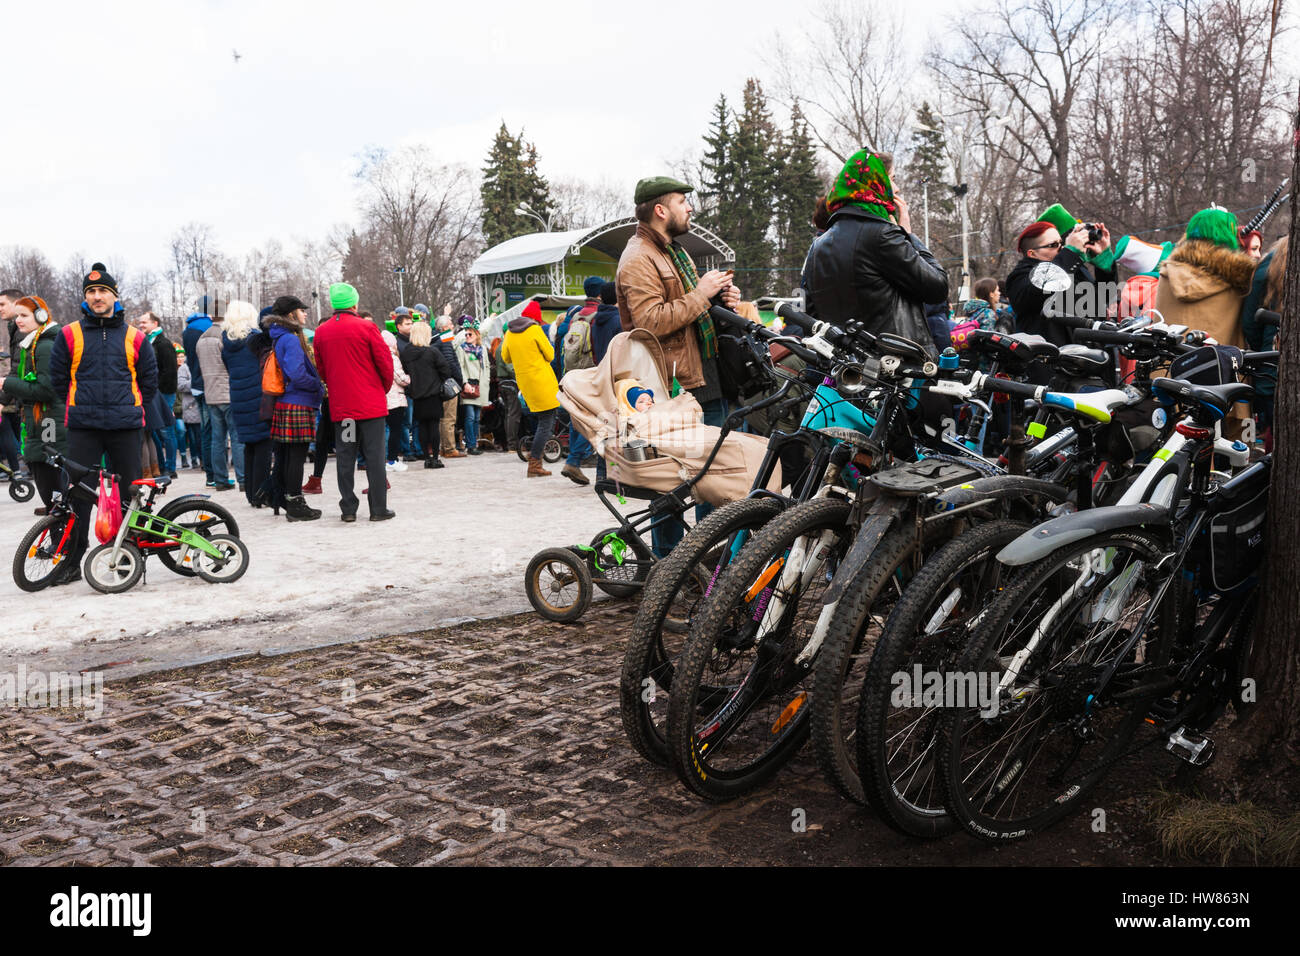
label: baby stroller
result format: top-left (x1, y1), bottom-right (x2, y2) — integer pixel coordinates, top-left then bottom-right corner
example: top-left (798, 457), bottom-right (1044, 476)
top-left (1, 458), bottom-right (35, 503)
top-left (523, 329), bottom-right (780, 622)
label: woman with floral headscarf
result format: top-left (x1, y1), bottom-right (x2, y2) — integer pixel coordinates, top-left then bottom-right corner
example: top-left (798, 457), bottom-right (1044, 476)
top-left (454, 318), bottom-right (490, 455)
top-left (801, 149), bottom-right (949, 358)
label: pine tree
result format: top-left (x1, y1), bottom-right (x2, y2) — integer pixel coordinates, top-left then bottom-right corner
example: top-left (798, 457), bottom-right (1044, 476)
top-left (903, 102), bottom-right (957, 254)
top-left (480, 122), bottom-right (554, 248)
top-left (697, 94), bottom-right (735, 232)
top-left (728, 78), bottom-right (777, 294)
top-left (772, 102), bottom-right (826, 291)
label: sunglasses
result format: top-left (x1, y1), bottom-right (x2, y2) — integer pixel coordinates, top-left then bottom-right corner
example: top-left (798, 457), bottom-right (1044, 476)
top-left (1036, 240), bottom-right (1063, 250)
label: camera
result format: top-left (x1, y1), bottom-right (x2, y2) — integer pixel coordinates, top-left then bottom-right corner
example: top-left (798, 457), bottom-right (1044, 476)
top-left (1082, 222), bottom-right (1104, 244)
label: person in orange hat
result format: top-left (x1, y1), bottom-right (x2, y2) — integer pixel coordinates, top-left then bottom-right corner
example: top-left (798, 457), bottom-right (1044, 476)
top-left (2, 296), bottom-right (67, 513)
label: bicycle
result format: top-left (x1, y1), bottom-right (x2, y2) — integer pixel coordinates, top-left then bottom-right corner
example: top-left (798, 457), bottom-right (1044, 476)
top-left (936, 364), bottom-right (1273, 841)
top-left (12, 454), bottom-right (241, 592)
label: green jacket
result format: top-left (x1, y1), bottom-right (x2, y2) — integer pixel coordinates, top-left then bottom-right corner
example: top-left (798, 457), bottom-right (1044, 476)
top-left (1, 322), bottom-right (67, 464)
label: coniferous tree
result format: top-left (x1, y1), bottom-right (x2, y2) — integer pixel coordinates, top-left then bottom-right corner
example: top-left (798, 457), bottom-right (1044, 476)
top-left (697, 94), bottom-right (736, 233)
top-left (729, 78), bottom-right (777, 294)
top-left (902, 102), bottom-right (957, 257)
top-left (772, 102), bottom-right (826, 292)
top-left (480, 122), bottom-right (554, 248)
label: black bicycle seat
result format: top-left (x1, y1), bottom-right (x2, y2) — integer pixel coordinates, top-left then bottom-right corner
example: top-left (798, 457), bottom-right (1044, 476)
top-left (874, 333), bottom-right (930, 363)
top-left (1152, 378), bottom-right (1254, 419)
top-left (966, 330), bottom-right (1059, 365)
top-left (1055, 344), bottom-right (1111, 375)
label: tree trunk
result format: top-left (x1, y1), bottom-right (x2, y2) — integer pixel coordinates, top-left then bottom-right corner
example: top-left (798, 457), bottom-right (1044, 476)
top-left (1206, 83), bottom-right (1300, 801)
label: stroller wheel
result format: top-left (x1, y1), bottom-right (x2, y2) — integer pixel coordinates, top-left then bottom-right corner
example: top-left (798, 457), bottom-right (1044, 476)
top-left (543, 439), bottom-right (563, 463)
top-left (590, 528), bottom-right (650, 599)
top-left (525, 547), bottom-right (592, 623)
top-left (9, 479), bottom-right (35, 503)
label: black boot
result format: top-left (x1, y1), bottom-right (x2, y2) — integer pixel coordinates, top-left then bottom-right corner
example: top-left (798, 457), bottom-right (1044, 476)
top-left (283, 494), bottom-right (322, 522)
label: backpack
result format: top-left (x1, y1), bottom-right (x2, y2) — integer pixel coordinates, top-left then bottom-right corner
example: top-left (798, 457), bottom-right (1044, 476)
top-left (563, 309), bottom-right (596, 370)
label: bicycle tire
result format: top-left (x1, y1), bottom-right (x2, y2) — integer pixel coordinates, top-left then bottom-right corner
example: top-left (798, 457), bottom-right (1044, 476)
top-left (84, 541), bottom-right (145, 594)
top-left (9, 479), bottom-right (34, 503)
top-left (589, 527), bottom-right (652, 599)
top-left (937, 530), bottom-right (1177, 841)
top-left (525, 547), bottom-right (592, 623)
top-left (619, 496), bottom-right (783, 766)
top-left (543, 438), bottom-right (563, 463)
top-left (667, 497), bottom-right (851, 801)
top-left (12, 513), bottom-right (76, 592)
top-left (854, 519), bottom-right (1028, 837)
top-left (808, 524), bottom-right (917, 804)
top-left (193, 534), bottom-right (250, 584)
top-left (155, 497), bottom-right (241, 577)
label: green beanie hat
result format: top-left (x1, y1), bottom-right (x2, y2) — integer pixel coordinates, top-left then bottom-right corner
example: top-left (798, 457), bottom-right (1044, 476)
top-left (1036, 203), bottom-right (1078, 236)
top-left (1184, 207), bottom-right (1240, 250)
top-left (329, 282), bottom-right (359, 311)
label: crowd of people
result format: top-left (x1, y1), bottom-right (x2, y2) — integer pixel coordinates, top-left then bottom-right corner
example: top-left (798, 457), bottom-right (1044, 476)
top-left (1, 160), bottom-right (1285, 582)
top-left (0, 262), bottom-right (629, 566)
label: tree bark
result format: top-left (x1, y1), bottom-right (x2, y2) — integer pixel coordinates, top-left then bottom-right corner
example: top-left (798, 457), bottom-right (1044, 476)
top-left (1206, 82), bottom-right (1300, 800)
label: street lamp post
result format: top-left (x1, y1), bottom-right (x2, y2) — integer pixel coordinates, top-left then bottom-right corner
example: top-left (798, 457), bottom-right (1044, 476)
top-left (921, 177), bottom-right (931, 248)
top-left (394, 266), bottom-right (406, 308)
top-left (515, 203), bottom-right (553, 232)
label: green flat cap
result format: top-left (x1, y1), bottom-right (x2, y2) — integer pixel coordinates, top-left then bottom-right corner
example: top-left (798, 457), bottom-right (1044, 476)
top-left (634, 176), bottom-right (694, 205)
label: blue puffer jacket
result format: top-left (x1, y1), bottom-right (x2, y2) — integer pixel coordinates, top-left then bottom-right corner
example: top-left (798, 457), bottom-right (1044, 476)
top-left (182, 313), bottom-right (212, 394)
top-left (222, 327), bottom-right (271, 444)
top-left (269, 323), bottom-right (324, 408)
top-left (49, 302), bottom-right (158, 431)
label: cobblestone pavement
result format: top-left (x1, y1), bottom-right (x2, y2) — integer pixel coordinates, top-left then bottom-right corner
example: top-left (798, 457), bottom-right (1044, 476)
top-left (0, 602), bottom-right (1168, 866)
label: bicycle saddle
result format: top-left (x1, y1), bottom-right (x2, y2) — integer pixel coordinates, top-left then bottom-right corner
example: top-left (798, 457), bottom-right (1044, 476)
top-left (1039, 388), bottom-right (1133, 424)
top-left (1054, 344), bottom-right (1111, 375)
top-left (874, 333), bottom-right (930, 363)
top-left (966, 330), bottom-right (1059, 365)
top-left (1152, 378), bottom-right (1254, 420)
top-left (132, 476), bottom-right (171, 489)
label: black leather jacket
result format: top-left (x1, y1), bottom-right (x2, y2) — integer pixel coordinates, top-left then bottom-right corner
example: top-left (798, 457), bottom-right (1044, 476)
top-left (802, 206), bottom-right (950, 359)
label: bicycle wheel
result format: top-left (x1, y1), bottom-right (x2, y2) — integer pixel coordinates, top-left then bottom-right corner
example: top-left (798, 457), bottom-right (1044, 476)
top-left (193, 534), bottom-right (250, 583)
top-left (667, 497), bottom-right (850, 801)
top-left (807, 523), bottom-right (921, 805)
top-left (525, 547), bottom-right (592, 623)
top-left (589, 527), bottom-right (652, 599)
top-left (543, 438), bottom-right (563, 463)
top-left (854, 520), bottom-right (1028, 837)
top-left (937, 530), bottom-right (1177, 841)
top-left (619, 496), bottom-right (783, 766)
top-left (155, 497), bottom-right (241, 577)
top-left (9, 479), bottom-right (34, 503)
top-left (84, 541), bottom-right (144, 594)
top-left (12, 513), bottom-right (76, 592)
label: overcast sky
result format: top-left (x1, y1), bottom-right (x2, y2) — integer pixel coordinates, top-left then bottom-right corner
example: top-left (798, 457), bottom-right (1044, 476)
top-left (6, 0), bottom-right (956, 274)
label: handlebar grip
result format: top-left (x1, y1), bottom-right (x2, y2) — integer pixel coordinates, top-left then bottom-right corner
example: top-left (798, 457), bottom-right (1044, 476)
top-left (1073, 328), bottom-right (1144, 347)
top-left (708, 304), bottom-right (778, 341)
top-left (1254, 308), bottom-right (1281, 330)
top-left (776, 303), bottom-right (817, 334)
top-left (984, 377), bottom-right (1042, 400)
top-left (1244, 350), bottom-right (1280, 365)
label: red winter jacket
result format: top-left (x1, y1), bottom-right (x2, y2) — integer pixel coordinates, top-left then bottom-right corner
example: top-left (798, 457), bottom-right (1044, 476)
top-left (312, 309), bottom-right (394, 422)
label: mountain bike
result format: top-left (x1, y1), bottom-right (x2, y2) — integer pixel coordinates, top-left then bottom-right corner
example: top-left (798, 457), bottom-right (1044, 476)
top-left (936, 365), bottom-right (1273, 841)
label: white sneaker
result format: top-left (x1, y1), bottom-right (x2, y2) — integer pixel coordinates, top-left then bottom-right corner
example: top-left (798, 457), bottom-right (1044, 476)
top-left (386, 460), bottom-right (408, 472)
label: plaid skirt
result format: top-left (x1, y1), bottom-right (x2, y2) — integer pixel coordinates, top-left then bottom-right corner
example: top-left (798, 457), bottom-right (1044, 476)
top-left (271, 403), bottom-right (317, 442)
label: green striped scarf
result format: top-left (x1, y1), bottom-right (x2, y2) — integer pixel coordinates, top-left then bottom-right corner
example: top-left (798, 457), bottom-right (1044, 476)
top-left (666, 241), bottom-right (718, 360)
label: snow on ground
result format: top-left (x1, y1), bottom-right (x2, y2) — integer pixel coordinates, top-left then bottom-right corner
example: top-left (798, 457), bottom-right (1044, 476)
top-left (0, 450), bottom-right (630, 678)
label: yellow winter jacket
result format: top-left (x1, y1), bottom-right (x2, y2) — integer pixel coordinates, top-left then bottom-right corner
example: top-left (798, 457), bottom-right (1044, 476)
top-left (501, 320), bottom-right (560, 413)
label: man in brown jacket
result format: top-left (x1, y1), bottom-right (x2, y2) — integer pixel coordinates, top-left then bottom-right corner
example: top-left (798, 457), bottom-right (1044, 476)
top-left (616, 176), bottom-right (741, 426)
top-left (615, 176), bottom-right (742, 555)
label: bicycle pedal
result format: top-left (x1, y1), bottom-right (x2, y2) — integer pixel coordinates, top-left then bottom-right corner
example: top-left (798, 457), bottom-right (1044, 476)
top-left (1144, 697), bottom-right (1178, 724)
top-left (1165, 725), bottom-right (1215, 766)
